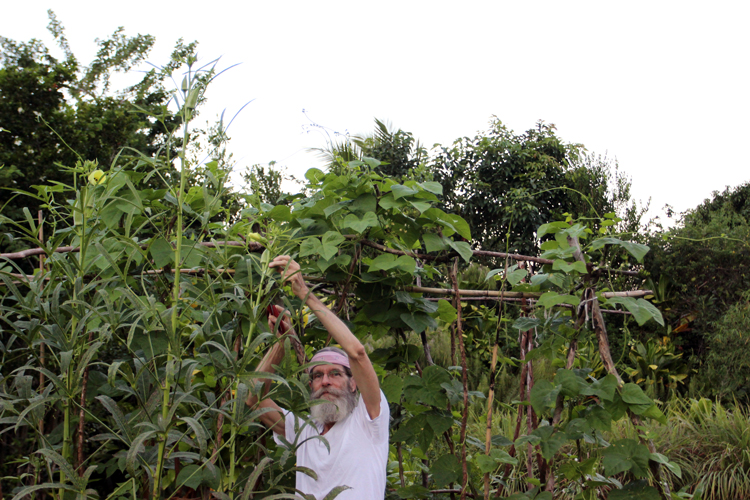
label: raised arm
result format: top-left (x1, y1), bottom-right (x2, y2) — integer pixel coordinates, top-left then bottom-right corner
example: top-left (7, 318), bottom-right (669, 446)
top-left (269, 256), bottom-right (382, 419)
top-left (245, 310), bottom-right (290, 436)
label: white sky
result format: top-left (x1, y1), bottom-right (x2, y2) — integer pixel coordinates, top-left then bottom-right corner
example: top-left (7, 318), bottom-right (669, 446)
top-left (4, 1), bottom-right (749, 225)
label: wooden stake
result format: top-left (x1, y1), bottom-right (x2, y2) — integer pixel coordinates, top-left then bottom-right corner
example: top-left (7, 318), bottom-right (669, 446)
top-left (450, 258), bottom-right (469, 500)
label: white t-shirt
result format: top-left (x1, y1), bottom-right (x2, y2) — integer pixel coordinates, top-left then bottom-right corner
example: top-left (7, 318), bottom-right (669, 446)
top-left (275, 391), bottom-right (390, 499)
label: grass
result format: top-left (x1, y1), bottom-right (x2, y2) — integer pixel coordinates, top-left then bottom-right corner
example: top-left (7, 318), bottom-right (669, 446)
top-left (469, 397), bottom-right (750, 500)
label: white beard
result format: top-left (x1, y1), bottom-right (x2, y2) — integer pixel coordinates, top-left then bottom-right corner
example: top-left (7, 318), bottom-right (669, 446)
top-left (310, 386), bottom-right (358, 425)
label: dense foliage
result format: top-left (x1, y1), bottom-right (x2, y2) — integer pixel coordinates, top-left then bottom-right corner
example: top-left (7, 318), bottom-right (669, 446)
top-left (644, 182), bottom-right (750, 400)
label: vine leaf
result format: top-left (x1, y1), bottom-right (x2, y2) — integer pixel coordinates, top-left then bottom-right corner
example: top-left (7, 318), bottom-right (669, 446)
top-left (342, 212), bottom-right (378, 233)
top-left (601, 439), bottom-right (651, 478)
top-left (430, 453), bottom-right (461, 488)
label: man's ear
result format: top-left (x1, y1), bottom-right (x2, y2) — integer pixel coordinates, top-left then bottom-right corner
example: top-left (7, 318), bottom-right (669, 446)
top-left (349, 377), bottom-right (357, 393)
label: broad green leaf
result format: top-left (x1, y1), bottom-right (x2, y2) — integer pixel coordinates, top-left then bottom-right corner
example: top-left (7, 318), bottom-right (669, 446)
top-left (533, 425), bottom-right (568, 460)
top-left (649, 453), bottom-right (681, 478)
top-left (379, 194), bottom-right (407, 210)
top-left (563, 418), bottom-right (591, 440)
top-left (393, 255), bottom-right (417, 273)
top-left (401, 310), bottom-right (437, 334)
top-left (529, 380), bottom-right (560, 415)
top-left (150, 237), bottom-right (173, 269)
top-left (350, 193), bottom-right (377, 214)
top-left (436, 300), bottom-right (457, 323)
top-left (607, 481), bottom-right (661, 500)
top-left (538, 292), bottom-right (580, 308)
top-left (391, 184), bottom-right (419, 199)
top-left (583, 405), bottom-right (612, 432)
top-left (267, 204), bottom-right (292, 221)
top-left (322, 231), bottom-right (345, 248)
top-left (537, 221), bottom-right (569, 238)
top-left (396, 485), bottom-right (430, 499)
top-left (381, 374), bottom-right (404, 403)
top-left (323, 201), bottom-right (349, 217)
top-left (507, 268), bottom-right (528, 285)
top-left (367, 253), bottom-right (396, 271)
top-left (552, 259), bottom-right (588, 274)
top-left (620, 383), bottom-right (653, 406)
top-left (430, 454), bottom-right (461, 488)
top-left (640, 403), bottom-right (667, 424)
top-left (443, 213), bottom-right (471, 240)
top-left (601, 439), bottom-right (651, 478)
top-left (409, 200), bottom-right (431, 213)
top-left (636, 298), bottom-right (664, 326)
top-left (620, 241), bottom-right (650, 262)
top-left (554, 369), bottom-right (585, 397)
top-left (320, 231), bottom-right (345, 260)
top-left (362, 156), bottom-right (381, 169)
top-left (448, 240), bottom-right (473, 262)
top-left (606, 297), bottom-right (655, 326)
top-left (513, 316), bottom-right (541, 331)
top-left (422, 365), bottom-right (451, 391)
top-left (419, 181), bottom-right (443, 195)
top-left (176, 464), bottom-right (203, 490)
top-left (580, 374), bottom-right (619, 402)
top-left (305, 168), bottom-right (325, 183)
top-left (299, 237), bottom-right (322, 258)
top-left (423, 233), bottom-right (448, 253)
top-left (426, 411), bottom-right (454, 435)
top-left (491, 434), bottom-right (514, 447)
top-left (342, 212), bottom-right (379, 233)
top-left (475, 454), bottom-right (499, 474)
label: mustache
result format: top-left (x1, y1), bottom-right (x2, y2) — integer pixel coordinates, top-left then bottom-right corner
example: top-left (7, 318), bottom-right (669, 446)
top-left (312, 386), bottom-right (350, 399)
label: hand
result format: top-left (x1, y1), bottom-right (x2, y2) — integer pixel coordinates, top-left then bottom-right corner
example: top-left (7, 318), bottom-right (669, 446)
top-left (267, 305), bottom-right (294, 338)
top-left (269, 255), bottom-right (310, 300)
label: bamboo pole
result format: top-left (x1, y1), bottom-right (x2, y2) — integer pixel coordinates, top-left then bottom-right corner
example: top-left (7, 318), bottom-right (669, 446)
top-left (0, 240), bottom-right (261, 260)
top-left (485, 257), bottom-right (507, 499)
top-left (450, 258), bottom-right (470, 500)
top-left (403, 286), bottom-right (653, 299)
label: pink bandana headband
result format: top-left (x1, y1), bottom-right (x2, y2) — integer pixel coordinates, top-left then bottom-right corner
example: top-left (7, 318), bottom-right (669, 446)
top-left (309, 351), bottom-right (351, 370)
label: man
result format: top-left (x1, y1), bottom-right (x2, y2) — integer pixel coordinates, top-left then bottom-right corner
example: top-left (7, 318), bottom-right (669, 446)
top-left (247, 255), bottom-right (390, 499)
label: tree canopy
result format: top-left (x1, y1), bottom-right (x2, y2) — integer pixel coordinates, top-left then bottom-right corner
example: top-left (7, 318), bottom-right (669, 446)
top-left (0, 11), bottom-right (196, 225)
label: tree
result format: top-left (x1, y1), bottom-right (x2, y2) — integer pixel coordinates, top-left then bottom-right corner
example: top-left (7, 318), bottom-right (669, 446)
top-left (312, 118), bottom-right (429, 181)
top-left (644, 181), bottom-right (750, 367)
top-left (0, 11), bottom-right (197, 225)
top-left (432, 118), bottom-right (629, 256)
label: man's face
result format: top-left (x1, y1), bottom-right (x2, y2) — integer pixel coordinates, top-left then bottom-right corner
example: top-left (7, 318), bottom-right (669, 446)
top-left (309, 364), bottom-right (357, 424)
top-left (310, 364), bottom-right (356, 395)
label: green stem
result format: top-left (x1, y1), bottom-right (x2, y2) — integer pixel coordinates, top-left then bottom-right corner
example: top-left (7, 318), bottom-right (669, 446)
top-left (155, 77), bottom-right (192, 500)
top-left (227, 381), bottom-right (240, 500)
top-left (60, 399), bottom-right (71, 499)
top-left (153, 438), bottom-right (167, 500)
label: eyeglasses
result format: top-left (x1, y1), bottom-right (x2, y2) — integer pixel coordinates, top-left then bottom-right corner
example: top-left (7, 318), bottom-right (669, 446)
top-left (310, 369), bottom-right (345, 381)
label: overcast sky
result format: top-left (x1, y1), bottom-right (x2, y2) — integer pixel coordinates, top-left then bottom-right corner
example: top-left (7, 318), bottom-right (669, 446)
top-left (4, 1), bottom-right (749, 225)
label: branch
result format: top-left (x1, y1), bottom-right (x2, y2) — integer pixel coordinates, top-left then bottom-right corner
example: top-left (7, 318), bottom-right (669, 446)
top-left (403, 285), bottom-right (653, 299)
top-left (0, 240), bottom-right (261, 260)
